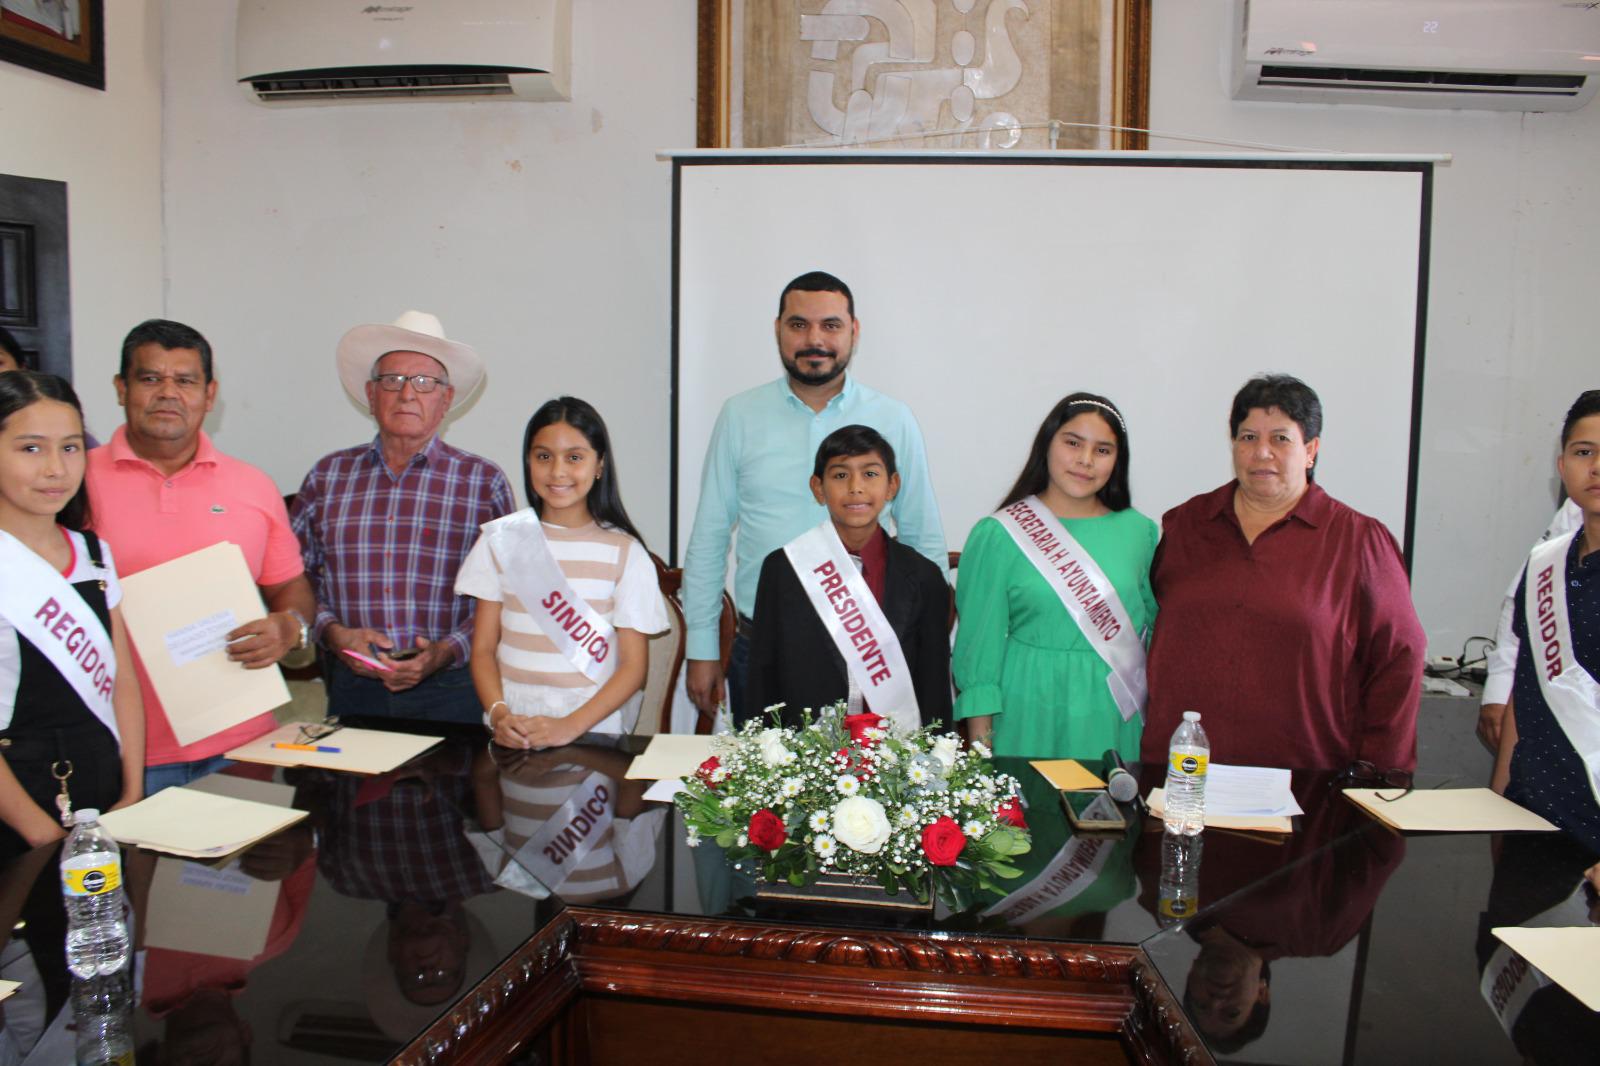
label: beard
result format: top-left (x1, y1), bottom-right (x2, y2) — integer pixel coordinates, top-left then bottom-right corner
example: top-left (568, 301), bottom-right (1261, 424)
top-left (781, 346), bottom-right (850, 387)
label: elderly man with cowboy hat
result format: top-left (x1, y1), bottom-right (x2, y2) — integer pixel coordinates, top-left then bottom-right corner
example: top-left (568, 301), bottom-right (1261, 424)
top-left (291, 311), bottom-right (514, 722)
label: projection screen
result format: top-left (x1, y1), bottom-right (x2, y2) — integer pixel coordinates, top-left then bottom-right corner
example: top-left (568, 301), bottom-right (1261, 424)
top-left (670, 151), bottom-right (1434, 568)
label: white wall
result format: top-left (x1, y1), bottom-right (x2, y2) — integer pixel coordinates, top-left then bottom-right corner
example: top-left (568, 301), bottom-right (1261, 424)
top-left (156, 0), bottom-right (1598, 655)
top-left (0, 0), bottom-right (164, 434)
top-left (160, 0), bottom-right (696, 548)
top-left (1149, 1), bottom-right (1600, 655)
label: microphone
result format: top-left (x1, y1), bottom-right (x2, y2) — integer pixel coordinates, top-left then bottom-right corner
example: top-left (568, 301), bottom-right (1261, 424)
top-left (1102, 748), bottom-right (1140, 805)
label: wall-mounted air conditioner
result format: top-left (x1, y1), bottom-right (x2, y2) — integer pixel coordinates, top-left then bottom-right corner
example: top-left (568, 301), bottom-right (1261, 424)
top-left (236, 0), bottom-right (571, 106)
top-left (1232, 0), bottom-right (1600, 111)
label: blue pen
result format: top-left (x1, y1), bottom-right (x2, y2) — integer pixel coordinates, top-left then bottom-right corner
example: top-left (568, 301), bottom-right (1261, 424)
top-left (272, 742), bottom-right (342, 753)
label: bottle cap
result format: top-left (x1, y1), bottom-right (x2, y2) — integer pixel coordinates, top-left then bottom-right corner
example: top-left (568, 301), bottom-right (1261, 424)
top-left (1182, 711), bottom-right (1201, 722)
top-left (73, 809), bottom-right (100, 825)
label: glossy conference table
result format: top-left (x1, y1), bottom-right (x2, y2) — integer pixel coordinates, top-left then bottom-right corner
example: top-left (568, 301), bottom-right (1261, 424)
top-left (0, 717), bottom-right (1594, 1064)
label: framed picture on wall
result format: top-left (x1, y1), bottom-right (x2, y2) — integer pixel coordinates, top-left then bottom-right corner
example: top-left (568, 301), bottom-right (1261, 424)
top-left (697, 0), bottom-right (1150, 151)
top-left (0, 0), bottom-right (104, 90)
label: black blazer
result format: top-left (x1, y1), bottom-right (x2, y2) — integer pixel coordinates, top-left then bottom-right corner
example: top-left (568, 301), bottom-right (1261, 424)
top-left (742, 536), bottom-right (951, 730)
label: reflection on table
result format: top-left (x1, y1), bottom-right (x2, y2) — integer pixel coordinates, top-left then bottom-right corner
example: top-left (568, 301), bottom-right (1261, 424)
top-left (0, 718), bottom-right (1592, 1064)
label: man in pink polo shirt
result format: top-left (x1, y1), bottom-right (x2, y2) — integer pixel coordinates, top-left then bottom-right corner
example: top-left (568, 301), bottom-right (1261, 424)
top-left (87, 319), bottom-right (315, 794)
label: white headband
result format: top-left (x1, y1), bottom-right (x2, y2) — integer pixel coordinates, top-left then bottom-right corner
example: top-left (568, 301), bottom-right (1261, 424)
top-left (1071, 398), bottom-right (1125, 433)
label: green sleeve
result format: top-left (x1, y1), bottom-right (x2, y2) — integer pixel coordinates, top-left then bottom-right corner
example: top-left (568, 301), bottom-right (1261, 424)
top-left (952, 517), bottom-right (1012, 721)
top-left (1139, 513), bottom-right (1160, 633)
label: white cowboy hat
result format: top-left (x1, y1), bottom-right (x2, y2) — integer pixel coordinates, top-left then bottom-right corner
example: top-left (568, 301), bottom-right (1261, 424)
top-left (336, 310), bottom-right (485, 412)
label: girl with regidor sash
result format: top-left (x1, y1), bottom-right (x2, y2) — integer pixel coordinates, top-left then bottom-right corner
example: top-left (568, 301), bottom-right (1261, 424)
top-left (953, 393), bottom-right (1157, 761)
top-left (456, 397), bottom-right (667, 749)
top-left (0, 373), bottom-right (143, 863)
top-left (1494, 390), bottom-right (1600, 869)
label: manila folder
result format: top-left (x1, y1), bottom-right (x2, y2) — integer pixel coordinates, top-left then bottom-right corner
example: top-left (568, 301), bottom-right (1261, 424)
top-left (119, 542), bottom-right (289, 746)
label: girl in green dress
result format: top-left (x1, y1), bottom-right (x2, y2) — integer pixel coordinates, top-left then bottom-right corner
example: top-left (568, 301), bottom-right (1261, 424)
top-left (953, 393), bottom-right (1157, 760)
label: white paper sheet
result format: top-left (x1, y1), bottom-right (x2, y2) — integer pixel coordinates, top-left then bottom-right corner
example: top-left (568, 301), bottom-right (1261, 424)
top-left (163, 609), bottom-right (239, 667)
top-left (642, 778), bottom-right (686, 803)
top-left (1205, 764), bottom-right (1303, 818)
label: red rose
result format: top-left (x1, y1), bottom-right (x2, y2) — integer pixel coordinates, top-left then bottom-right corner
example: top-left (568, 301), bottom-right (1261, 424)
top-left (695, 756), bottom-right (721, 789)
top-left (844, 712), bottom-right (886, 746)
top-left (748, 808), bottom-right (787, 851)
top-left (921, 816), bottom-right (966, 866)
top-left (995, 797), bottom-right (1027, 829)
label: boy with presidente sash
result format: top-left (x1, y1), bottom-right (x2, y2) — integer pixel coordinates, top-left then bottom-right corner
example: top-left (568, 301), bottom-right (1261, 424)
top-left (744, 425), bottom-right (951, 731)
top-left (1495, 391), bottom-right (1600, 869)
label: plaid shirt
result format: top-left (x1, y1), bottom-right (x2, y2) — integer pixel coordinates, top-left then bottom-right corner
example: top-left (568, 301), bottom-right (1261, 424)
top-left (292, 435), bottom-right (515, 665)
top-left (312, 747), bottom-right (495, 903)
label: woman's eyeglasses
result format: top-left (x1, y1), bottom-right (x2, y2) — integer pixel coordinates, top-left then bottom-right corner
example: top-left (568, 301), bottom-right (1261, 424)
top-left (1335, 760), bottom-right (1415, 802)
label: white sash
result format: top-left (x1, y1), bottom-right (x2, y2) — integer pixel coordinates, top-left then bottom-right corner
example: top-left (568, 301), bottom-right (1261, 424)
top-left (0, 530), bottom-right (119, 741)
top-left (1523, 531), bottom-right (1600, 807)
top-left (993, 497), bottom-right (1146, 722)
top-left (502, 771), bottom-right (615, 895)
top-left (488, 512), bottom-right (618, 686)
top-left (982, 834), bottom-right (1114, 923)
top-left (1480, 943), bottom-right (1548, 1037)
top-left (782, 522), bottom-right (921, 732)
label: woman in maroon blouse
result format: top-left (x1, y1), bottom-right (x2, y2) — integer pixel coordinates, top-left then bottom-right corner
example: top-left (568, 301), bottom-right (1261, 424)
top-left (1141, 375), bottom-right (1426, 773)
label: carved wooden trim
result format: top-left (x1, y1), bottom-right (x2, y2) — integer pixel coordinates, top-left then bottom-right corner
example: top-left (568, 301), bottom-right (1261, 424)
top-left (567, 908), bottom-right (1138, 1033)
top-left (396, 908), bottom-right (1212, 1065)
top-left (1125, 955), bottom-right (1215, 1066)
top-left (573, 909), bottom-right (1134, 980)
top-left (394, 914), bottom-right (581, 1066)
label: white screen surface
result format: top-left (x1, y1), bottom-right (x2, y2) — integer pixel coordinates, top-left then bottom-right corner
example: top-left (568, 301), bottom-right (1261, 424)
top-left (673, 154), bottom-right (1429, 562)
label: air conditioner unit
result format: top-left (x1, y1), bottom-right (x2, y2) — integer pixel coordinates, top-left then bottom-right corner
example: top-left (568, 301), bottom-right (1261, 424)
top-left (1232, 0), bottom-right (1600, 111)
top-left (236, 0), bottom-right (571, 106)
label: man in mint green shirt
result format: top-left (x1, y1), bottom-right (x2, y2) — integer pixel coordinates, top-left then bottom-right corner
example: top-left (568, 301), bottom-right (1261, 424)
top-left (683, 271), bottom-right (948, 718)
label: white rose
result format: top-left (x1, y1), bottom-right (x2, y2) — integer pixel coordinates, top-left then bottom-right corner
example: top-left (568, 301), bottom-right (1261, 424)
top-left (831, 796), bottom-right (892, 854)
top-left (757, 728), bottom-right (793, 767)
top-left (931, 736), bottom-right (961, 770)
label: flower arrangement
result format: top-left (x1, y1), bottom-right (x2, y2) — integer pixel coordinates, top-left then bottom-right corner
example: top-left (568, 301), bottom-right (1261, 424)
top-left (674, 703), bottom-right (1031, 906)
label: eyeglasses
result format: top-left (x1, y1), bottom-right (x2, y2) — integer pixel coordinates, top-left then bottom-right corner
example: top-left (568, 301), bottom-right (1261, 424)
top-left (371, 373), bottom-right (449, 394)
top-left (1335, 760), bottom-right (1416, 802)
top-left (296, 716), bottom-right (342, 744)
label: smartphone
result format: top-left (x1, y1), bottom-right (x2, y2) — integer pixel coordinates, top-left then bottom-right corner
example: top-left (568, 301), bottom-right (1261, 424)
top-left (384, 647), bottom-right (423, 662)
top-left (340, 648), bottom-right (394, 673)
top-left (1061, 789), bottom-right (1129, 832)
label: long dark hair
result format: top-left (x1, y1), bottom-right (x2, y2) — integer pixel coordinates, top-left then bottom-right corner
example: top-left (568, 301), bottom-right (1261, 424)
top-left (521, 397), bottom-right (647, 546)
top-left (0, 371), bottom-right (92, 531)
top-left (1000, 392), bottom-right (1132, 512)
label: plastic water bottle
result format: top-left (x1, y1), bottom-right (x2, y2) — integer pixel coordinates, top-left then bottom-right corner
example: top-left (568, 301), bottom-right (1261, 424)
top-left (59, 809), bottom-right (129, 978)
top-left (1163, 711), bottom-right (1209, 836)
top-left (1157, 831), bottom-right (1203, 928)
top-left (71, 972), bottom-right (134, 1066)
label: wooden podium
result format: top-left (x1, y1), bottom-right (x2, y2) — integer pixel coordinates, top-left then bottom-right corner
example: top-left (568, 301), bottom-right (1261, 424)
top-left (394, 906), bottom-right (1209, 1065)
